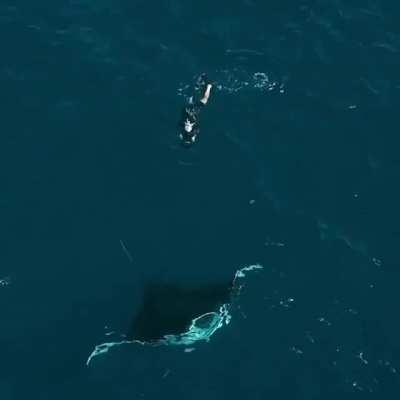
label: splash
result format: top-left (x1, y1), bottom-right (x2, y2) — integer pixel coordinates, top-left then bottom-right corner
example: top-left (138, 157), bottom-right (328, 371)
top-left (177, 68), bottom-right (283, 101)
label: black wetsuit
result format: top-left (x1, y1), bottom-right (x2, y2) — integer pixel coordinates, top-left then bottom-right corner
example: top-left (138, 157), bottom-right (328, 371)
top-left (179, 100), bottom-right (205, 146)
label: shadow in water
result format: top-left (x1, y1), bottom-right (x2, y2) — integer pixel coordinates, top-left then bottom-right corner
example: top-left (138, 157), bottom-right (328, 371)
top-left (127, 282), bottom-right (232, 342)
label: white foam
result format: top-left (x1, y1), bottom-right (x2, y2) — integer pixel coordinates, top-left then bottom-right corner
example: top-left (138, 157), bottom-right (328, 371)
top-left (177, 69), bottom-right (282, 99)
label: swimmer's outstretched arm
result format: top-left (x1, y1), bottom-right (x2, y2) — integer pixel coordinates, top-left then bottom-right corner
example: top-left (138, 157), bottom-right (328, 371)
top-left (200, 83), bottom-right (212, 105)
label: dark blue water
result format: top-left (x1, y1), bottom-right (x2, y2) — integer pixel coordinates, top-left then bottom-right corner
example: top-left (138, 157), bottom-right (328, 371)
top-left (1, 1), bottom-right (400, 398)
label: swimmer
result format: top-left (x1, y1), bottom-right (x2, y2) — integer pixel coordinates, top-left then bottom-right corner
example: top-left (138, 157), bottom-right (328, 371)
top-left (179, 80), bottom-right (213, 147)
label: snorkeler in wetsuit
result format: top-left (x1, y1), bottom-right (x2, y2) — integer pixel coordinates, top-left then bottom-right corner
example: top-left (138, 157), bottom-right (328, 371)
top-left (179, 82), bottom-right (213, 147)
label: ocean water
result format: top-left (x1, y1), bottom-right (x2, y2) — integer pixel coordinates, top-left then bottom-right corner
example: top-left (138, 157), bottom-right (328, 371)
top-left (1, 0), bottom-right (400, 399)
